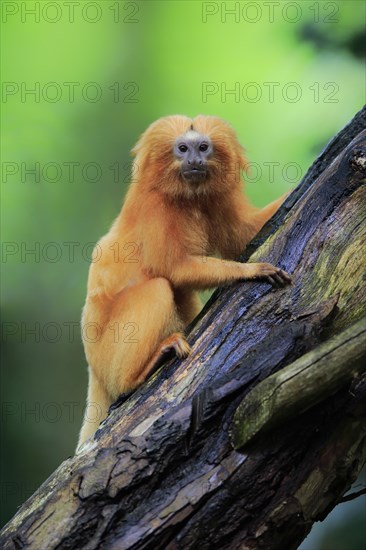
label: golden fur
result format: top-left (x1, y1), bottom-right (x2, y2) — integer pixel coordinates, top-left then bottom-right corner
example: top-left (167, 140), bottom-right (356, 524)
top-left (77, 115), bottom-right (290, 449)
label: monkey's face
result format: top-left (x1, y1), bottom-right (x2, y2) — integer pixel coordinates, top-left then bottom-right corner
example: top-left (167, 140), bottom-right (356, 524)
top-left (173, 130), bottom-right (213, 184)
top-left (132, 115), bottom-right (247, 199)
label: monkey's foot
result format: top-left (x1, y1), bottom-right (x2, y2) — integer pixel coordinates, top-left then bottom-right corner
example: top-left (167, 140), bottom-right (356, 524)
top-left (250, 262), bottom-right (292, 287)
top-left (160, 332), bottom-right (191, 359)
top-left (138, 332), bottom-right (191, 384)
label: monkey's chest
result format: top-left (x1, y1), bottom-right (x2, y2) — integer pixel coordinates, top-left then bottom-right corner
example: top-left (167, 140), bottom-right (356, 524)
top-left (181, 211), bottom-right (213, 255)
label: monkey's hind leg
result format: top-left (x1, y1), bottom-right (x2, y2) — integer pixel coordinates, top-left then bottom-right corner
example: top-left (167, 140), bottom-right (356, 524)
top-left (104, 277), bottom-right (190, 398)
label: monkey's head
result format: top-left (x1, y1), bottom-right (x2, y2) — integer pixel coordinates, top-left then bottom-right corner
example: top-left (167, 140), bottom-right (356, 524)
top-left (132, 115), bottom-right (249, 199)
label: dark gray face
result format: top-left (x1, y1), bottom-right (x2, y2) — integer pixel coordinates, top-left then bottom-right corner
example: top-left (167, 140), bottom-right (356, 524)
top-left (174, 130), bottom-right (213, 183)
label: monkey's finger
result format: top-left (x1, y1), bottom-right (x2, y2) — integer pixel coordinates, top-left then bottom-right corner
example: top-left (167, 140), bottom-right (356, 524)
top-left (275, 270), bottom-right (291, 285)
top-left (266, 276), bottom-right (276, 286)
top-left (276, 269), bottom-right (292, 284)
top-left (272, 273), bottom-right (286, 286)
top-left (274, 273), bottom-right (288, 286)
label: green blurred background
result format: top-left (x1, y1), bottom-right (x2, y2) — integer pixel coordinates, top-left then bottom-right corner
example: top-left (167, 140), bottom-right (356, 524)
top-left (1, 0), bottom-right (365, 545)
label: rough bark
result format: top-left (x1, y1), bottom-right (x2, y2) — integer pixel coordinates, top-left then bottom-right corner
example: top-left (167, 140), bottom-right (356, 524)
top-left (1, 107), bottom-right (365, 550)
top-left (231, 317), bottom-right (366, 449)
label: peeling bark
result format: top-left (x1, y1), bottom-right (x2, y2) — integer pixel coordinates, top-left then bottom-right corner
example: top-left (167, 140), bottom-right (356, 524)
top-left (1, 107), bottom-right (365, 550)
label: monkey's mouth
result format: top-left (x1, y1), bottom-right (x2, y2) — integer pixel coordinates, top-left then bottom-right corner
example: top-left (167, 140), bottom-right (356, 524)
top-left (182, 168), bottom-right (207, 182)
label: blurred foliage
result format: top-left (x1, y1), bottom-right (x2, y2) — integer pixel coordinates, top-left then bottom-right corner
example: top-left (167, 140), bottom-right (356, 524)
top-left (1, 0), bottom-right (365, 541)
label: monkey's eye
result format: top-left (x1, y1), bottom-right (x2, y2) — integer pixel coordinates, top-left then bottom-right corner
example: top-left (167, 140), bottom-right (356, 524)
top-left (199, 143), bottom-right (209, 152)
top-left (178, 144), bottom-right (188, 153)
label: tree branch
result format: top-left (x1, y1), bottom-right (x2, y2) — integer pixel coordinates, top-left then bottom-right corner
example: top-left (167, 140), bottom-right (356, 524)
top-left (339, 487), bottom-right (366, 504)
top-left (231, 317), bottom-right (366, 449)
top-left (1, 108), bottom-right (365, 550)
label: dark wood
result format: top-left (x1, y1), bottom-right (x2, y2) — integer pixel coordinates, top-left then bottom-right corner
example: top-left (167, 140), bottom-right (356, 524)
top-left (231, 317), bottom-right (366, 449)
top-left (1, 107), bottom-right (365, 550)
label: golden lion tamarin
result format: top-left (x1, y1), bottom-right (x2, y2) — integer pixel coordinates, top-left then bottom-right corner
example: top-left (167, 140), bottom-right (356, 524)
top-left (77, 115), bottom-right (291, 449)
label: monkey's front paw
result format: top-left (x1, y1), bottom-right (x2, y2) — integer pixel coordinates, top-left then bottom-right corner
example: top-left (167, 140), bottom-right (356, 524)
top-left (253, 263), bottom-right (292, 287)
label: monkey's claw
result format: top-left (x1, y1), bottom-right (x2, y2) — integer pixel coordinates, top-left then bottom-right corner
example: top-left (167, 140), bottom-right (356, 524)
top-left (269, 268), bottom-right (292, 286)
top-left (174, 337), bottom-right (191, 359)
top-left (161, 333), bottom-right (191, 359)
top-left (146, 333), bottom-right (191, 376)
top-left (255, 263), bottom-right (292, 286)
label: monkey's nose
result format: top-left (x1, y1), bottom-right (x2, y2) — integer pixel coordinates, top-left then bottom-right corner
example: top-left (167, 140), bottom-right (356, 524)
top-left (188, 159), bottom-right (203, 167)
